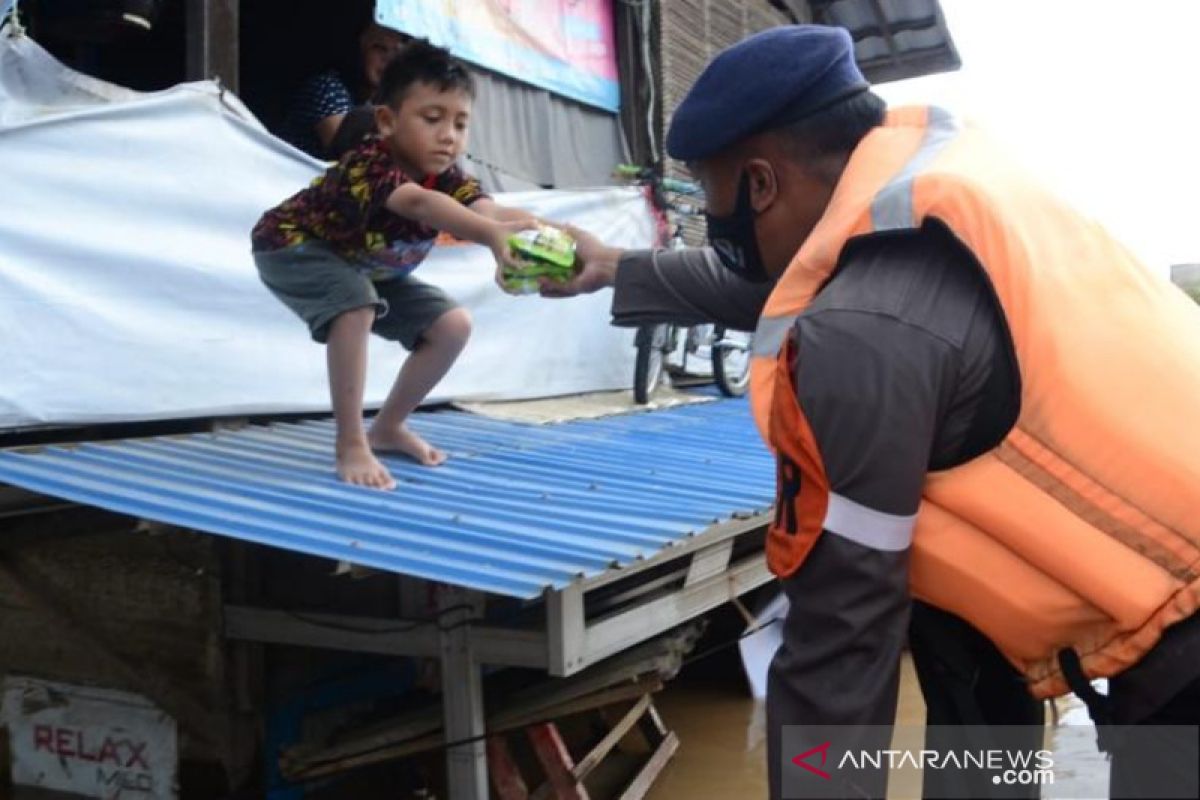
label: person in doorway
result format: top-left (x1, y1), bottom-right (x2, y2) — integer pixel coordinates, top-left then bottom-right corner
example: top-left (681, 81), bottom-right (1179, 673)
top-left (280, 20), bottom-right (409, 160)
top-left (253, 41), bottom-right (534, 490)
top-left (532, 25), bottom-right (1200, 800)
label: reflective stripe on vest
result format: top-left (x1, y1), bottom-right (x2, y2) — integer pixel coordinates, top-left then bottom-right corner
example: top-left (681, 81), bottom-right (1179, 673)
top-left (751, 313), bottom-right (797, 358)
top-left (870, 106), bottom-right (961, 231)
top-left (825, 493), bottom-right (916, 552)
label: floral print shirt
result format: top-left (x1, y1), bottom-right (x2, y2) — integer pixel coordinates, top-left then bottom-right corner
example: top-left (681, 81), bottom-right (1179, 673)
top-left (252, 136), bottom-right (487, 280)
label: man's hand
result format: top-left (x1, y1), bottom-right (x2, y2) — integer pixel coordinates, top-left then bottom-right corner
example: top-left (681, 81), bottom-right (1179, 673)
top-left (538, 223), bottom-right (624, 298)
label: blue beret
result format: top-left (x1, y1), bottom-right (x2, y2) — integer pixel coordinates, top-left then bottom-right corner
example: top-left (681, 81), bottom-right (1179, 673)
top-left (666, 25), bottom-right (869, 161)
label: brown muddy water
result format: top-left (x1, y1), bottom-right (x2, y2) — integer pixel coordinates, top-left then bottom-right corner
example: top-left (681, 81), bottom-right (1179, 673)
top-left (646, 650), bottom-right (1109, 800)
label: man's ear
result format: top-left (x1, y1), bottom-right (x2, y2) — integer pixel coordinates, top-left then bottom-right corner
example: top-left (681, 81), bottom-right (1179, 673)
top-left (374, 105), bottom-right (395, 137)
top-left (744, 158), bottom-right (778, 213)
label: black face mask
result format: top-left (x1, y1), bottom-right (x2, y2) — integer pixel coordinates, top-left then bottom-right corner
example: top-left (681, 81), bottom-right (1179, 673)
top-left (705, 171), bottom-right (769, 283)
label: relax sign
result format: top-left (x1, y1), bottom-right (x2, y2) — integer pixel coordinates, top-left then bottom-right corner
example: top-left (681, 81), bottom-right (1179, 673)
top-left (1, 676), bottom-right (177, 799)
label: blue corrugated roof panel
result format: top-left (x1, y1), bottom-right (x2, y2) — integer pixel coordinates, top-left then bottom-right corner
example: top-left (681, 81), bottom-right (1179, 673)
top-left (0, 399), bottom-right (774, 598)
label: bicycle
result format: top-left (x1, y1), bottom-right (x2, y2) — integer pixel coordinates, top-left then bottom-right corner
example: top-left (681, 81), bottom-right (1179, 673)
top-left (633, 320), bottom-right (752, 404)
top-left (615, 164), bottom-right (753, 403)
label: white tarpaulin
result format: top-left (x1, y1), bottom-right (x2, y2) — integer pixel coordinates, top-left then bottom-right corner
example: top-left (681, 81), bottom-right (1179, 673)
top-left (0, 29), bottom-right (654, 430)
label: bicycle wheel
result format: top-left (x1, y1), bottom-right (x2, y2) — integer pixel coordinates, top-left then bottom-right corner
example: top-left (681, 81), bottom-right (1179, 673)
top-left (634, 325), bottom-right (666, 404)
top-left (712, 326), bottom-right (752, 397)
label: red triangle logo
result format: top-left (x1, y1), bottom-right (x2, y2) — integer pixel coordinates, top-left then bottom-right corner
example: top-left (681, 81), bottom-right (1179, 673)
top-left (791, 741), bottom-right (832, 779)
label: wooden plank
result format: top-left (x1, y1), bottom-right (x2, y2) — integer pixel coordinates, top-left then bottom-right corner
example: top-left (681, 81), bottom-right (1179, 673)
top-left (281, 660), bottom-right (658, 778)
top-left (572, 695), bottom-right (651, 782)
top-left (643, 704), bottom-right (669, 740)
top-left (618, 731), bottom-right (680, 800)
top-left (488, 736), bottom-right (529, 800)
top-left (574, 516), bottom-right (767, 594)
top-left (584, 554), bottom-right (771, 666)
top-left (683, 540), bottom-right (733, 588)
top-left (282, 619), bottom-right (699, 778)
top-left (495, 677), bottom-right (662, 738)
top-left (281, 622), bottom-right (695, 775)
top-left (601, 703), bottom-right (651, 758)
top-left (527, 724), bottom-right (588, 800)
top-left (585, 566), bottom-right (690, 616)
top-left (285, 676), bottom-right (662, 781)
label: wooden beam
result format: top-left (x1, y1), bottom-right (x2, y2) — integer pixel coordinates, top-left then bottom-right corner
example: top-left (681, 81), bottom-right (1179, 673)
top-left (488, 735), bottom-right (530, 800)
top-left (284, 676), bottom-right (662, 781)
top-left (527, 723), bottom-right (588, 800)
top-left (223, 605), bottom-right (549, 668)
top-left (583, 553), bottom-right (771, 667)
top-left (186, 0), bottom-right (239, 91)
top-left (281, 620), bottom-right (698, 778)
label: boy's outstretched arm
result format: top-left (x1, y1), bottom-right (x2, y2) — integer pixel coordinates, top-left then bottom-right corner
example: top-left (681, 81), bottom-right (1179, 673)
top-left (386, 184), bottom-right (528, 271)
top-left (469, 197), bottom-right (538, 226)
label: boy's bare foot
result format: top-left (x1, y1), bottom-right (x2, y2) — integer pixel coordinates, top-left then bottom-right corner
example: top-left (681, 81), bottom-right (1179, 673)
top-left (368, 425), bottom-right (448, 467)
top-left (336, 441), bottom-right (397, 490)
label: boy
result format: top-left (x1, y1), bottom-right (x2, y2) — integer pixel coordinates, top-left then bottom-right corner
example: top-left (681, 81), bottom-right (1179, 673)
top-left (252, 41), bottom-right (533, 490)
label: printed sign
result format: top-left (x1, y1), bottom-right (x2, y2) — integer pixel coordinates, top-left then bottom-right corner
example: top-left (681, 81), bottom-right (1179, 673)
top-left (1, 677), bottom-right (178, 799)
top-left (375, 0), bottom-right (620, 112)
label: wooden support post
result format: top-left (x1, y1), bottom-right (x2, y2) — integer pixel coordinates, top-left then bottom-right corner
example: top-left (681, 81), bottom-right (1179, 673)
top-left (185, 0), bottom-right (239, 91)
top-left (546, 584), bottom-right (586, 677)
top-left (221, 540), bottom-right (261, 790)
top-left (439, 586), bottom-right (488, 800)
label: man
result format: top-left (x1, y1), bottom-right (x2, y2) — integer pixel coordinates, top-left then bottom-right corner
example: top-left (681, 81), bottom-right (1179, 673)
top-left (534, 25), bottom-right (1200, 800)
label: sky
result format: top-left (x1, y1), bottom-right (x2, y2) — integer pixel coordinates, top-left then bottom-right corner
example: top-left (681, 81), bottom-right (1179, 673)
top-left (874, 0), bottom-right (1200, 276)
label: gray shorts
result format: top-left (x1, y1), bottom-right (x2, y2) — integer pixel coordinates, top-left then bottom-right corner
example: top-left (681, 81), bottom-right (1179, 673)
top-left (253, 242), bottom-right (459, 348)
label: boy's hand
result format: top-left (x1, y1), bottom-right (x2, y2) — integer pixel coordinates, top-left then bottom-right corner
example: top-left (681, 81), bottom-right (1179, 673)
top-left (488, 220), bottom-right (535, 290)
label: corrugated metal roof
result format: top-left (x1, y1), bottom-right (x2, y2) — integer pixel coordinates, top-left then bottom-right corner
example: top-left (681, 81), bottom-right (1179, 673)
top-left (0, 399), bottom-right (774, 599)
top-left (803, 0), bottom-right (962, 84)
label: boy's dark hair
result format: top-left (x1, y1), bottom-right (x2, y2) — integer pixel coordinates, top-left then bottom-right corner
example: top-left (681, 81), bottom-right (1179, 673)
top-left (375, 39), bottom-right (475, 107)
top-left (773, 90), bottom-right (887, 181)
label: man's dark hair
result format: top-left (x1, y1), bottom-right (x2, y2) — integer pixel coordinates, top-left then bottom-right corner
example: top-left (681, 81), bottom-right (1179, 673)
top-left (774, 90), bottom-right (887, 181)
top-left (375, 39), bottom-right (475, 107)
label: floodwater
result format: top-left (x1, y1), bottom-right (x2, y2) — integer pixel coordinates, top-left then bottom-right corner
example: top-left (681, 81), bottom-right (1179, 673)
top-left (646, 653), bottom-right (1110, 800)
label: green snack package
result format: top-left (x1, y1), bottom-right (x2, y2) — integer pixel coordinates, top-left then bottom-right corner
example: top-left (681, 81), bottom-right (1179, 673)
top-left (504, 225), bottom-right (577, 294)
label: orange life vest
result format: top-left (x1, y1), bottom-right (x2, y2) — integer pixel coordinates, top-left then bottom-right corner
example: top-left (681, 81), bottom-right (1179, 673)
top-left (751, 106), bottom-right (1200, 698)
